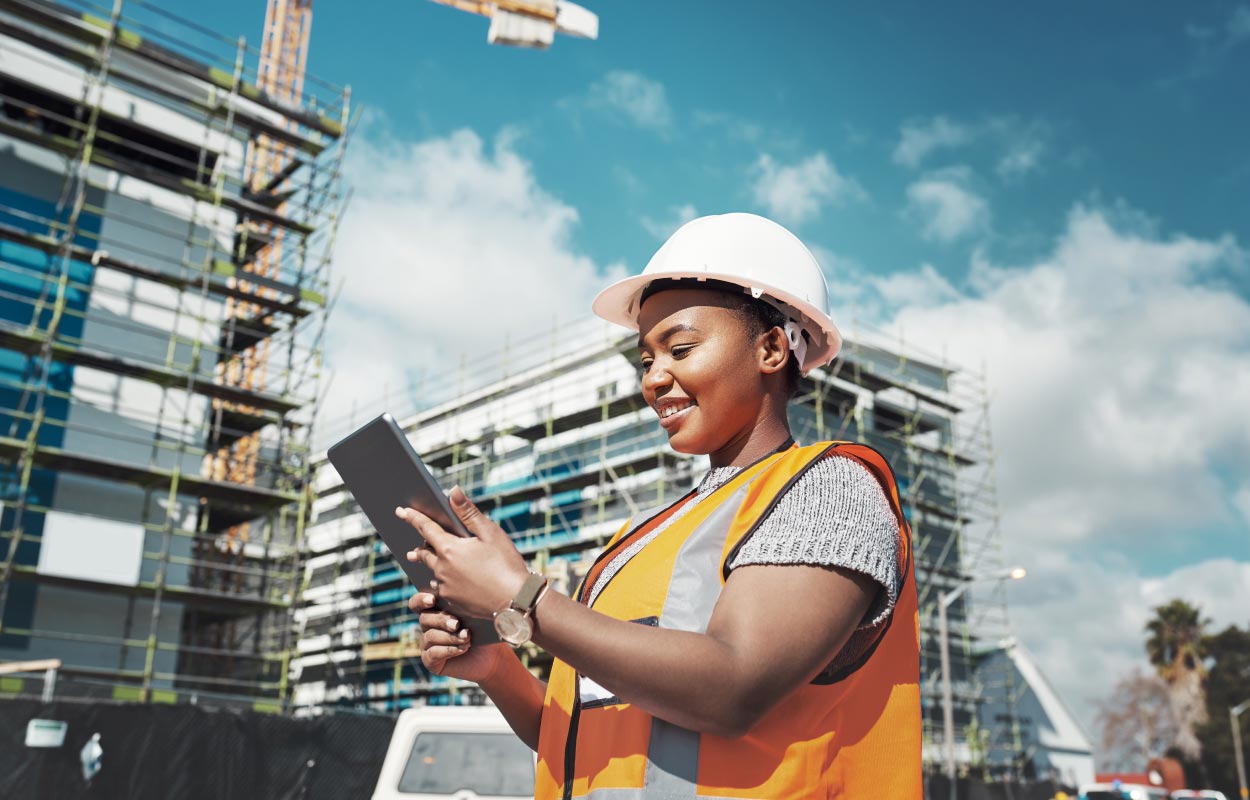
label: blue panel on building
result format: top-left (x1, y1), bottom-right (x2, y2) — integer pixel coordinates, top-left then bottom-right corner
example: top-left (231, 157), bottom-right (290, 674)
top-left (0, 185), bottom-right (101, 648)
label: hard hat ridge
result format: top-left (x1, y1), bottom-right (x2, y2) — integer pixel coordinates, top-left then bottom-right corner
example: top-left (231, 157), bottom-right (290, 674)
top-left (592, 212), bottom-right (841, 373)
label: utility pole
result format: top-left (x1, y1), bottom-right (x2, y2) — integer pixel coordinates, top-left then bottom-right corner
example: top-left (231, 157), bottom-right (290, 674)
top-left (1233, 699), bottom-right (1250, 800)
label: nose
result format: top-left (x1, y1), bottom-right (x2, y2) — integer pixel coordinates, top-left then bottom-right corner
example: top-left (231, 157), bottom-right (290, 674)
top-left (641, 358), bottom-right (672, 396)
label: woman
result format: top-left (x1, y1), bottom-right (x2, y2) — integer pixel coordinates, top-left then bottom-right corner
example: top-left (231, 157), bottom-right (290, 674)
top-left (399, 213), bottom-right (921, 798)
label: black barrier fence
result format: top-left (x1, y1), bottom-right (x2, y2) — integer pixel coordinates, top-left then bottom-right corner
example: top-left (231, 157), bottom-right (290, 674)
top-left (1, 697), bottom-right (1079, 799)
top-left (0, 698), bottom-right (395, 799)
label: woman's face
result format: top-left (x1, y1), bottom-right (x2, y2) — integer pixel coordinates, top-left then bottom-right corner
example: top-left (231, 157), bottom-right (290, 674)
top-left (636, 289), bottom-right (772, 457)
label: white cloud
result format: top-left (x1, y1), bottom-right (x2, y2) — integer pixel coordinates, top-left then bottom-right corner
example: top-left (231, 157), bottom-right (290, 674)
top-left (750, 152), bottom-right (865, 228)
top-left (893, 116), bottom-right (975, 168)
top-left (321, 124), bottom-right (624, 429)
top-left (640, 203), bottom-right (698, 240)
top-left (585, 71), bottom-right (673, 131)
top-left (904, 166), bottom-right (990, 242)
top-left (895, 114), bottom-right (1050, 180)
top-left (866, 203), bottom-right (1250, 733)
top-left (997, 137), bottom-right (1045, 180)
top-left (871, 263), bottom-right (960, 308)
top-left (1141, 559), bottom-right (1250, 630)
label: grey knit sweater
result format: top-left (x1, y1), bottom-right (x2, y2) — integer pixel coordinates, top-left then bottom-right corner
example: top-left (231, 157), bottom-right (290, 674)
top-left (587, 453), bottom-right (901, 671)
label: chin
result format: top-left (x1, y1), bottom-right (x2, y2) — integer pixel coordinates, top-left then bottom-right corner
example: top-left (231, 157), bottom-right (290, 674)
top-left (665, 429), bottom-right (717, 457)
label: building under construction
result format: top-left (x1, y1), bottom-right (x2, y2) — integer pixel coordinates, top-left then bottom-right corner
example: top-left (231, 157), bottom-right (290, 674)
top-left (0, 0), bottom-right (348, 709)
top-left (298, 316), bottom-right (1027, 776)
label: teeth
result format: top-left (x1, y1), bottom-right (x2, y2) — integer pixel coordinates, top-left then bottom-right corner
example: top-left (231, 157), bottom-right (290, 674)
top-left (660, 402), bottom-right (693, 419)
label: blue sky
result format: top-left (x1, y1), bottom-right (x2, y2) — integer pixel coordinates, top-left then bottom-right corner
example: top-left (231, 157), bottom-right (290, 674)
top-left (165, 0), bottom-right (1250, 738)
top-left (198, 0), bottom-right (1250, 276)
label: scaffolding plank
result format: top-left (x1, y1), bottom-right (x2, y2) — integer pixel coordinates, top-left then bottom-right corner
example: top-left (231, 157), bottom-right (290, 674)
top-left (0, 116), bottom-right (316, 235)
top-left (0, 435), bottom-right (297, 511)
top-left (830, 353), bottom-right (963, 414)
top-left (510, 391), bottom-right (649, 442)
top-left (4, 564), bottom-right (287, 612)
top-left (480, 448), bottom-right (671, 508)
top-left (213, 406), bottom-right (284, 447)
top-left (4, 0), bottom-right (343, 138)
top-left (218, 315), bottom-right (284, 357)
top-left (0, 222), bottom-right (317, 317)
top-left (0, 16), bottom-right (327, 157)
top-left (0, 323), bottom-right (301, 414)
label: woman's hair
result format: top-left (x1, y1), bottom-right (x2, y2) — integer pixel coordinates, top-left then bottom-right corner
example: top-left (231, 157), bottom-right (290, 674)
top-left (639, 278), bottom-right (804, 398)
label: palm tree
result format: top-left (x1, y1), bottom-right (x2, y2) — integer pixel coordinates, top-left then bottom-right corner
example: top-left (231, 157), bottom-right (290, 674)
top-left (1144, 599), bottom-right (1209, 761)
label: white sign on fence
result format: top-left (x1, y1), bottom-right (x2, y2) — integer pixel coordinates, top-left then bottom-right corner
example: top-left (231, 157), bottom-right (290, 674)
top-left (25, 719), bottom-right (68, 748)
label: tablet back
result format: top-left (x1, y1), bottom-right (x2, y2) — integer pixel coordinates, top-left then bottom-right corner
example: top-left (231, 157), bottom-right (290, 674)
top-left (327, 413), bottom-right (500, 644)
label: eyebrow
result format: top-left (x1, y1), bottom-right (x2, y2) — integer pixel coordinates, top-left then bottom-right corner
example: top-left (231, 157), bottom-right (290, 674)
top-left (638, 323), bottom-right (700, 350)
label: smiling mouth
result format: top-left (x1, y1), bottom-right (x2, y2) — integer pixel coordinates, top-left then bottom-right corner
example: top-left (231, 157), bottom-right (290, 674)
top-left (658, 400), bottom-right (695, 419)
top-left (655, 401), bottom-right (697, 431)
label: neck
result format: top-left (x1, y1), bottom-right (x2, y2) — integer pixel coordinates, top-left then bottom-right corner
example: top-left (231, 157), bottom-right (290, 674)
top-left (708, 399), bottom-right (793, 469)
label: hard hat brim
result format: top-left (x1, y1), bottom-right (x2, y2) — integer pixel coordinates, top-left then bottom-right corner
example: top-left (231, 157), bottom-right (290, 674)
top-left (591, 270), bottom-right (842, 374)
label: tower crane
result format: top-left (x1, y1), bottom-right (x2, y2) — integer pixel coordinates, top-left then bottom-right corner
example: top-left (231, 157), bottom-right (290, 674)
top-left (428, 0), bottom-right (599, 48)
top-left (207, 0), bottom-right (312, 559)
top-left (208, 0), bottom-right (597, 556)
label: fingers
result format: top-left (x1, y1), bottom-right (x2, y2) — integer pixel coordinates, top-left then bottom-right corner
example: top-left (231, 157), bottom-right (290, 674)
top-left (408, 591), bottom-right (438, 613)
top-left (411, 591), bottom-right (467, 636)
top-left (422, 626), bottom-right (471, 648)
top-left (448, 486), bottom-right (502, 543)
top-left (394, 505), bottom-right (454, 552)
top-left (423, 643), bottom-right (470, 672)
top-left (418, 595), bottom-right (472, 674)
top-left (406, 547), bottom-right (435, 569)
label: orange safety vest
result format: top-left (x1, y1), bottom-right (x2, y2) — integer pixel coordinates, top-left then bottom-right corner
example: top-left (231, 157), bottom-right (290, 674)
top-left (534, 441), bottom-right (921, 799)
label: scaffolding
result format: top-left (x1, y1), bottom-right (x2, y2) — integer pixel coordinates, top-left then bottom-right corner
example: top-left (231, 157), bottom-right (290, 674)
top-left (296, 314), bottom-right (1020, 774)
top-left (0, 0), bottom-right (348, 709)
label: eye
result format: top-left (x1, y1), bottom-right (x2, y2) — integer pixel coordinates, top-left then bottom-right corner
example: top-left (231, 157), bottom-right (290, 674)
top-left (671, 345), bottom-right (695, 358)
top-left (639, 358), bottom-right (653, 372)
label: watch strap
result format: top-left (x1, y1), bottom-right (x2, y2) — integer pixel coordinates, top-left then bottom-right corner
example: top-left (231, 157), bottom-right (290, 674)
top-left (511, 572), bottom-right (548, 613)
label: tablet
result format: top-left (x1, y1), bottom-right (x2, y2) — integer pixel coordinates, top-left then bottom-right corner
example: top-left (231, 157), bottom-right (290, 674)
top-left (327, 413), bottom-right (500, 645)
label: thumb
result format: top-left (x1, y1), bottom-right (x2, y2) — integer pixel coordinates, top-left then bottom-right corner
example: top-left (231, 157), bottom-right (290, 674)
top-left (449, 485), bottom-right (501, 541)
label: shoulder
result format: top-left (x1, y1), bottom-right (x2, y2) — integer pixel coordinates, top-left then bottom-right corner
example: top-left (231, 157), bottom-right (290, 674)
top-left (731, 444), bottom-right (903, 627)
top-left (777, 442), bottom-right (898, 509)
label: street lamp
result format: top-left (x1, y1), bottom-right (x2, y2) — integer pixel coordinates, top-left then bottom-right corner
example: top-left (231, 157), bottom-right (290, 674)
top-left (1232, 699), bottom-right (1250, 800)
top-left (939, 566), bottom-right (1027, 800)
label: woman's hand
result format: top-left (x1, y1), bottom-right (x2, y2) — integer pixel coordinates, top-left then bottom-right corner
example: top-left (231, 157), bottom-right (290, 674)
top-left (397, 485), bottom-right (531, 620)
top-left (410, 590), bottom-right (509, 683)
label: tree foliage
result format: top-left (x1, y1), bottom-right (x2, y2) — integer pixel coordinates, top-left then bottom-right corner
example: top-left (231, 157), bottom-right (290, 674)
top-left (1100, 598), bottom-right (1250, 793)
top-left (1195, 624), bottom-right (1250, 797)
top-left (1144, 599), bottom-right (1210, 760)
top-left (1146, 599), bottom-right (1209, 677)
top-left (1097, 668), bottom-right (1177, 772)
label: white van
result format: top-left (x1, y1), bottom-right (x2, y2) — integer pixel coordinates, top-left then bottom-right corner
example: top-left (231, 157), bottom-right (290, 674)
top-left (372, 705), bottom-right (535, 800)
top-left (1078, 783), bottom-right (1171, 800)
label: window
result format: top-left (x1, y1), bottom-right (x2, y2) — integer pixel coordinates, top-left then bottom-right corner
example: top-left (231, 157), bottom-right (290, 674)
top-left (397, 731), bottom-right (534, 797)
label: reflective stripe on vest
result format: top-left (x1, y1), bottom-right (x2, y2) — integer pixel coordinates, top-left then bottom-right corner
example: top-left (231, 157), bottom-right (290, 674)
top-left (535, 441), bottom-right (922, 800)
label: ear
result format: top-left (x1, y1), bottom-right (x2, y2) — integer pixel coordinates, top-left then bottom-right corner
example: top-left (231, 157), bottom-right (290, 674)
top-left (757, 326), bottom-right (790, 376)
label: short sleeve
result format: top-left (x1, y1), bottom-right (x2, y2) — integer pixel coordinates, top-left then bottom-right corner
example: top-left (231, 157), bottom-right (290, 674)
top-left (727, 452), bottom-right (901, 628)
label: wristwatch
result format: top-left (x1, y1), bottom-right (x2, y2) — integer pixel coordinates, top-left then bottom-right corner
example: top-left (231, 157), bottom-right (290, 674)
top-left (493, 572), bottom-right (549, 646)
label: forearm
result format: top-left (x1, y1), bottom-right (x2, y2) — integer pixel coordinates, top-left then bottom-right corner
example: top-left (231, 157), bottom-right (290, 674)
top-left (477, 645), bottom-right (548, 750)
top-left (531, 591), bottom-right (759, 736)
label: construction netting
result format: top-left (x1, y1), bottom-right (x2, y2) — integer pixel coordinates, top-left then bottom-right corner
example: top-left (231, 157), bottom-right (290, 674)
top-left (0, 698), bottom-right (394, 799)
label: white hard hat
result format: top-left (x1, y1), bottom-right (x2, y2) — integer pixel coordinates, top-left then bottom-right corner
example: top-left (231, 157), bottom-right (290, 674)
top-left (592, 213), bottom-right (841, 373)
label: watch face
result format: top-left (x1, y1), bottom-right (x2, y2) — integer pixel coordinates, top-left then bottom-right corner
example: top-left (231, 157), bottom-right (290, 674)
top-left (494, 609), bottom-right (532, 646)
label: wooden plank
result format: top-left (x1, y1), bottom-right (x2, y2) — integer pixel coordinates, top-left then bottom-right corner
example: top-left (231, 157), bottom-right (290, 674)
top-left (0, 658), bottom-right (62, 675)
